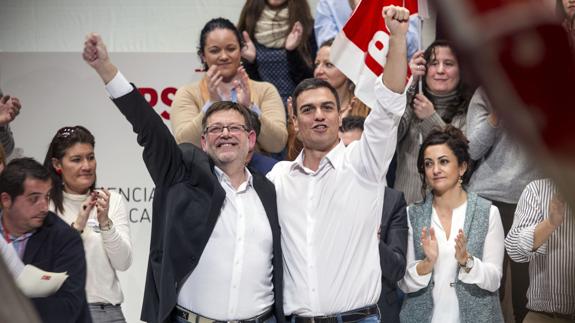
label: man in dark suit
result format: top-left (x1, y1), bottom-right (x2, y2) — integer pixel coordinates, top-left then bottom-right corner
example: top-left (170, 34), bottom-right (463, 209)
top-left (377, 187), bottom-right (408, 323)
top-left (0, 158), bottom-right (90, 323)
top-left (83, 34), bottom-right (283, 323)
top-left (340, 116), bottom-right (408, 323)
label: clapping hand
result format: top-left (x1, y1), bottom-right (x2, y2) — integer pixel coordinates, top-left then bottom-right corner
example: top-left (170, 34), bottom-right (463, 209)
top-left (285, 21), bottom-right (303, 51)
top-left (241, 31), bottom-right (256, 63)
top-left (74, 191), bottom-right (98, 232)
top-left (233, 66), bottom-right (252, 108)
top-left (454, 229), bottom-right (469, 266)
top-left (206, 65), bottom-right (224, 102)
top-left (95, 188), bottom-right (111, 226)
top-left (421, 226), bottom-right (438, 264)
top-left (548, 193), bottom-right (566, 229)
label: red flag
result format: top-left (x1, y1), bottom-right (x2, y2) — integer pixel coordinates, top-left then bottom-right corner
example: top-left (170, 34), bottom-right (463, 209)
top-left (431, 0), bottom-right (575, 205)
top-left (331, 0), bottom-right (419, 108)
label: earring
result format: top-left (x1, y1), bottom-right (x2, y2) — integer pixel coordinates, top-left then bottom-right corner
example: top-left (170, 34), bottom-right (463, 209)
top-left (458, 175), bottom-right (463, 184)
top-left (55, 169), bottom-right (62, 175)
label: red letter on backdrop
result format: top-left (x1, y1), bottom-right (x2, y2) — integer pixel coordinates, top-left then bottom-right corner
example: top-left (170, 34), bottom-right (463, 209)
top-left (138, 88), bottom-right (158, 107)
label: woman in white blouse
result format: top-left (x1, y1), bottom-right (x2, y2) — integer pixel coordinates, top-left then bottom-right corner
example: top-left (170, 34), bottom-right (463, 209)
top-left (398, 125), bottom-right (505, 323)
top-left (44, 126), bottom-right (133, 323)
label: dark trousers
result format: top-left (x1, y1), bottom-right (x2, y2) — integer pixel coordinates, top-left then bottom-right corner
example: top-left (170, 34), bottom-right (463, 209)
top-left (493, 200), bottom-right (529, 323)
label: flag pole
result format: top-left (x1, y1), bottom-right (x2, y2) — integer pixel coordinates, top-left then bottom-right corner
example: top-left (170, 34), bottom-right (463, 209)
top-left (417, 0), bottom-right (429, 94)
top-left (418, 16), bottom-right (423, 93)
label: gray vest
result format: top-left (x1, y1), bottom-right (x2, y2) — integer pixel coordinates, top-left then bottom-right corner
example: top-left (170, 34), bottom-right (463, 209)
top-left (400, 192), bottom-right (504, 323)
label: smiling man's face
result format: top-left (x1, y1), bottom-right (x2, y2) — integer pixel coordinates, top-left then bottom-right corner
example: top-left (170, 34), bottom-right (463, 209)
top-left (201, 109), bottom-right (255, 167)
top-left (294, 87), bottom-right (342, 153)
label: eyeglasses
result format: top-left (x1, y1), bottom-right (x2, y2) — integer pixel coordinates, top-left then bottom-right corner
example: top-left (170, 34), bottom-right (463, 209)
top-left (204, 123), bottom-right (248, 135)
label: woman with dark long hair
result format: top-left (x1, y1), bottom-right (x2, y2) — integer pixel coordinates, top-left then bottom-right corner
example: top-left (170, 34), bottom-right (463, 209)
top-left (395, 40), bottom-right (475, 204)
top-left (171, 17), bottom-right (287, 155)
top-left (44, 125), bottom-right (132, 323)
top-left (399, 126), bottom-right (504, 323)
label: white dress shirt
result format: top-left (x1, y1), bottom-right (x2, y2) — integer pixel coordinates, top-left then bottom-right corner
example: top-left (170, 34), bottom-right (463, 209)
top-left (399, 202), bottom-right (505, 323)
top-left (178, 168), bottom-right (274, 320)
top-left (52, 191), bottom-right (133, 305)
top-left (267, 77), bottom-right (406, 315)
top-left (105, 72), bottom-right (274, 320)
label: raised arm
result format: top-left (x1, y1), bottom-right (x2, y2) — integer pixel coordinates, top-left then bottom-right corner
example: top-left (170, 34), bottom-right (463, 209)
top-left (82, 33), bottom-right (186, 187)
top-left (349, 5), bottom-right (408, 183)
top-left (382, 6), bottom-right (408, 94)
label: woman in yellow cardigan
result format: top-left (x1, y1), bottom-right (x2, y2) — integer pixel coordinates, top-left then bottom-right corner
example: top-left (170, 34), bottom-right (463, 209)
top-left (171, 18), bottom-right (288, 155)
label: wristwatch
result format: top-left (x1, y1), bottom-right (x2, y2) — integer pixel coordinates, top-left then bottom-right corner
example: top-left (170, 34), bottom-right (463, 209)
top-left (99, 219), bottom-right (113, 232)
top-left (460, 254), bottom-right (474, 273)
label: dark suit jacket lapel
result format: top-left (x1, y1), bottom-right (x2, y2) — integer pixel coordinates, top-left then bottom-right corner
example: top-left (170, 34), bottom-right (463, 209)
top-left (251, 174), bottom-right (277, 226)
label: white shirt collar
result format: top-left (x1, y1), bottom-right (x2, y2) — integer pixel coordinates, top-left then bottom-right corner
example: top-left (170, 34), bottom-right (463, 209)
top-left (290, 140), bottom-right (346, 175)
top-left (214, 166), bottom-right (253, 192)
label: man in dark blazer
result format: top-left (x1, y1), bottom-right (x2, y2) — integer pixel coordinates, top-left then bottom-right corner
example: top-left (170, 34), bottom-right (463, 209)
top-left (377, 187), bottom-right (408, 323)
top-left (0, 158), bottom-right (90, 323)
top-left (83, 34), bottom-right (283, 323)
top-left (340, 117), bottom-right (408, 323)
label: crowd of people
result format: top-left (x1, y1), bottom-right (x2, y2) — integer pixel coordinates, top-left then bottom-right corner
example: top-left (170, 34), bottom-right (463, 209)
top-left (0, 1), bottom-right (574, 323)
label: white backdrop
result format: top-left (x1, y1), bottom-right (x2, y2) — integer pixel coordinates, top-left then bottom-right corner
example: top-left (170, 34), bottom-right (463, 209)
top-left (0, 1), bottom-right (446, 322)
